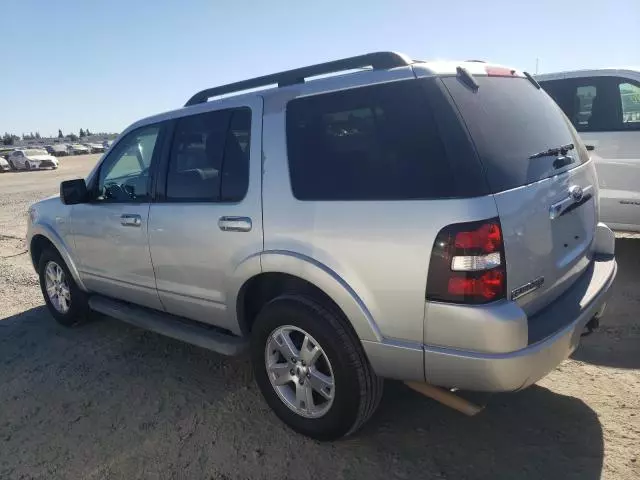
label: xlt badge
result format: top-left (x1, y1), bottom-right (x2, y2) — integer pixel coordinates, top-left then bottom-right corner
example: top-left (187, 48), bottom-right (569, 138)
top-left (511, 276), bottom-right (545, 300)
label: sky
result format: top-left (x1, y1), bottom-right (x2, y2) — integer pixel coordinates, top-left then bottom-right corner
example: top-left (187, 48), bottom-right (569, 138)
top-left (1, 0), bottom-right (638, 137)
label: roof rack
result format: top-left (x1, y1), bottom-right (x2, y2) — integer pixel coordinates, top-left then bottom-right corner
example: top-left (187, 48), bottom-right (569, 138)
top-left (184, 51), bottom-right (412, 107)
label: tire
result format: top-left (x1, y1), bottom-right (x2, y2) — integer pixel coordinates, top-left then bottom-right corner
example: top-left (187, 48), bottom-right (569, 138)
top-left (38, 249), bottom-right (89, 327)
top-left (251, 295), bottom-right (383, 440)
top-left (24, 162), bottom-right (31, 170)
top-left (8, 160), bottom-right (15, 171)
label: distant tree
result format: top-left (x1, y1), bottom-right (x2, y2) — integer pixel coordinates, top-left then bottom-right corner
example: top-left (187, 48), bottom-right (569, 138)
top-left (79, 128), bottom-right (85, 138)
top-left (85, 128), bottom-right (91, 136)
top-left (35, 132), bottom-right (41, 139)
top-left (66, 133), bottom-right (79, 142)
top-left (2, 133), bottom-right (15, 145)
top-left (58, 129), bottom-right (64, 139)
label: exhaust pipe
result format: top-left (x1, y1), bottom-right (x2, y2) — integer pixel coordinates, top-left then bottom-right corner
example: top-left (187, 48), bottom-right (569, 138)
top-left (405, 382), bottom-right (484, 416)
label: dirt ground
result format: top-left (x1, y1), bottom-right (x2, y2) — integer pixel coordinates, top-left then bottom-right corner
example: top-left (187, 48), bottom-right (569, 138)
top-left (0, 155), bottom-right (638, 480)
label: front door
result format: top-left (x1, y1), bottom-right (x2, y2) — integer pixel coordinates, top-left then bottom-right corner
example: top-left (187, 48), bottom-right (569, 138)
top-left (148, 99), bottom-right (262, 332)
top-left (71, 124), bottom-right (166, 309)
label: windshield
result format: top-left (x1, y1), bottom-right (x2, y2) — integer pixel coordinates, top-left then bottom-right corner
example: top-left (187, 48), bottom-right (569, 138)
top-left (24, 149), bottom-right (48, 156)
top-left (442, 75), bottom-right (588, 192)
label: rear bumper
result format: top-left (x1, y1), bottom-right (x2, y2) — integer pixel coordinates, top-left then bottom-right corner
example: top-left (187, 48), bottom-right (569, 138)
top-left (364, 253), bottom-right (616, 391)
top-left (423, 254), bottom-right (616, 391)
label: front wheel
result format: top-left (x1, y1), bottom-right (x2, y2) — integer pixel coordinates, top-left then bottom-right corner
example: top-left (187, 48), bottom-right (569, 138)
top-left (251, 295), bottom-right (383, 440)
top-left (24, 162), bottom-right (31, 170)
top-left (38, 249), bottom-right (89, 327)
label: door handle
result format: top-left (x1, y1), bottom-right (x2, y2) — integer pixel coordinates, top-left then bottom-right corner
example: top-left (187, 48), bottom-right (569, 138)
top-left (218, 216), bottom-right (252, 232)
top-left (549, 185), bottom-right (593, 220)
top-left (120, 214), bottom-right (142, 227)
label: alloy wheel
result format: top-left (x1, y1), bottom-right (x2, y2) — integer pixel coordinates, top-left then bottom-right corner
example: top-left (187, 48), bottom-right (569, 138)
top-left (44, 261), bottom-right (71, 314)
top-left (265, 325), bottom-right (335, 418)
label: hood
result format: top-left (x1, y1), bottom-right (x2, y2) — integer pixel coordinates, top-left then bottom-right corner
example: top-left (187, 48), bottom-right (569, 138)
top-left (26, 154), bottom-right (57, 162)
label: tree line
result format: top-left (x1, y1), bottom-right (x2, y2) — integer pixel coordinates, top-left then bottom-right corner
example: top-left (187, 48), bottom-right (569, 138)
top-left (2, 128), bottom-right (98, 145)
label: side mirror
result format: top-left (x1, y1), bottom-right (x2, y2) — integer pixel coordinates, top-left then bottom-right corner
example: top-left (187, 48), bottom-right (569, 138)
top-left (60, 179), bottom-right (88, 205)
top-left (585, 144), bottom-right (595, 151)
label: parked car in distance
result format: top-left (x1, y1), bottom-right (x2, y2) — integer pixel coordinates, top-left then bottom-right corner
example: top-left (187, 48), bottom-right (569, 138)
top-left (102, 140), bottom-right (113, 151)
top-left (0, 156), bottom-right (10, 172)
top-left (50, 144), bottom-right (69, 157)
top-left (7, 148), bottom-right (58, 170)
top-left (85, 143), bottom-right (105, 153)
top-left (67, 144), bottom-right (91, 155)
top-left (27, 52), bottom-right (617, 440)
top-left (537, 68), bottom-right (640, 232)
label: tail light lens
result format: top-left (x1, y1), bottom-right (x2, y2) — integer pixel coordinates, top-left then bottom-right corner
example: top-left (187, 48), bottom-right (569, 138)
top-left (426, 218), bottom-right (506, 304)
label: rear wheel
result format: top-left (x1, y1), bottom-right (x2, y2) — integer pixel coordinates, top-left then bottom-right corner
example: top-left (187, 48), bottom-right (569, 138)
top-left (38, 249), bottom-right (89, 327)
top-left (8, 160), bottom-right (15, 170)
top-left (251, 295), bottom-right (383, 440)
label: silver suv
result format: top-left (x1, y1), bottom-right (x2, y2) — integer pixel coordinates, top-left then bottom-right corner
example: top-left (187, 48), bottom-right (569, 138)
top-left (27, 52), bottom-right (617, 440)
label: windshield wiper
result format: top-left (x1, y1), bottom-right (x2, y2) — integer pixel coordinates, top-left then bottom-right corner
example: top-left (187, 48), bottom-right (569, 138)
top-left (529, 143), bottom-right (574, 159)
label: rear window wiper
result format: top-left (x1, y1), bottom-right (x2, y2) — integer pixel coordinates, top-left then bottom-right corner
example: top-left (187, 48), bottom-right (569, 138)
top-left (529, 143), bottom-right (574, 159)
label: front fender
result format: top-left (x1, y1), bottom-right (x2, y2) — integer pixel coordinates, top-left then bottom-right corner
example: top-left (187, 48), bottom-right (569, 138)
top-left (28, 222), bottom-right (87, 292)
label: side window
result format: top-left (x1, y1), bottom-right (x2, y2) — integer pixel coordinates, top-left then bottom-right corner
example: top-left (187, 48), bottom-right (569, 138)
top-left (541, 79), bottom-right (602, 130)
top-left (165, 107), bottom-right (251, 202)
top-left (575, 85), bottom-right (597, 129)
top-left (286, 80), bottom-right (454, 201)
top-left (543, 76), bottom-right (640, 132)
top-left (96, 125), bottom-right (161, 203)
top-left (620, 81), bottom-right (640, 127)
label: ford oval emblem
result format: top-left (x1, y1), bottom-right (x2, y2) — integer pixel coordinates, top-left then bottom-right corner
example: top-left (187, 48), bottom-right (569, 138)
top-left (569, 185), bottom-right (584, 202)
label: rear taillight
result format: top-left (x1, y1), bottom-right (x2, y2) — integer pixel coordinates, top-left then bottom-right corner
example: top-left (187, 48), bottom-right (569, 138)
top-left (426, 218), bottom-right (506, 304)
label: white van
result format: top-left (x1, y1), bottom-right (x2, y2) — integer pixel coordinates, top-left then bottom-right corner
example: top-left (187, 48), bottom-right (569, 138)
top-left (537, 69), bottom-right (640, 232)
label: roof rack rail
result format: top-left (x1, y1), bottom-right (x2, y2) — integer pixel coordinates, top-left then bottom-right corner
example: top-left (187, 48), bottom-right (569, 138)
top-left (184, 51), bottom-right (412, 107)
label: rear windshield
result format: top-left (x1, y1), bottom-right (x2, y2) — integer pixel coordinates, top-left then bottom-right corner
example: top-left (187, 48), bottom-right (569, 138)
top-left (442, 76), bottom-right (588, 193)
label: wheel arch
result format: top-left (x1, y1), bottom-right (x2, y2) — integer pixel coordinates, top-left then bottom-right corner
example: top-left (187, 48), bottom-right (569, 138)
top-left (232, 251), bottom-right (382, 342)
top-left (29, 225), bottom-right (87, 291)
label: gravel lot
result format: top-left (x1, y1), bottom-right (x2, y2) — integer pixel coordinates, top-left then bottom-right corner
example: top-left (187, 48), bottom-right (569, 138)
top-left (0, 155), bottom-right (638, 479)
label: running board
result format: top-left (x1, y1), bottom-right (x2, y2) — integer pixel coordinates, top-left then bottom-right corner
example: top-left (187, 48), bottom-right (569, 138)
top-left (88, 296), bottom-right (248, 356)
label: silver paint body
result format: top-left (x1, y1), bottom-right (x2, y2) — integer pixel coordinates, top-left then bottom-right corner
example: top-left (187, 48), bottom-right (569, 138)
top-left (27, 59), bottom-right (617, 392)
top-left (537, 68), bottom-right (640, 232)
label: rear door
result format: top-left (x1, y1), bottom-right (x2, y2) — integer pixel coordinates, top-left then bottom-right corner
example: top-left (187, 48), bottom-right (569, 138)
top-left (442, 73), bottom-right (598, 315)
top-left (148, 99), bottom-right (262, 333)
top-left (541, 74), bottom-right (640, 231)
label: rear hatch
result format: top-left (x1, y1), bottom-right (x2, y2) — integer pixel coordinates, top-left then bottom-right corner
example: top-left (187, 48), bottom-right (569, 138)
top-left (441, 68), bottom-right (598, 316)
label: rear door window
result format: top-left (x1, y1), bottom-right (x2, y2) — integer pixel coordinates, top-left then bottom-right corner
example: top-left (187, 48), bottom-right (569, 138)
top-left (165, 107), bottom-right (251, 202)
top-left (541, 76), bottom-right (640, 132)
top-left (286, 80), bottom-right (458, 201)
top-left (442, 76), bottom-right (588, 193)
